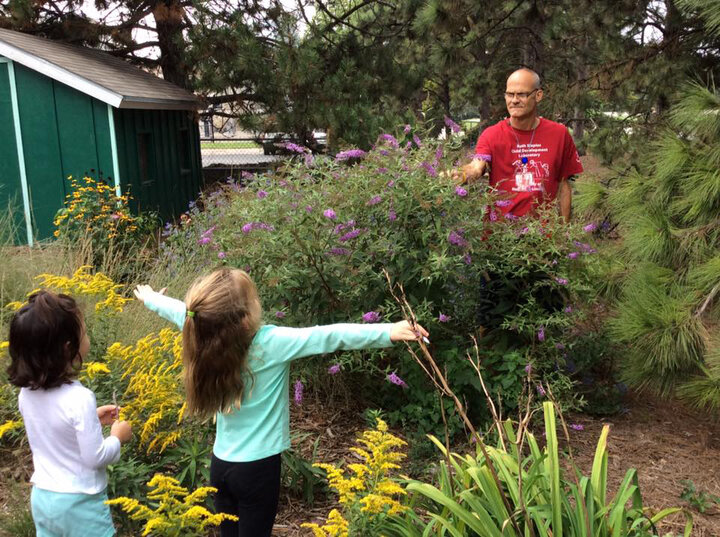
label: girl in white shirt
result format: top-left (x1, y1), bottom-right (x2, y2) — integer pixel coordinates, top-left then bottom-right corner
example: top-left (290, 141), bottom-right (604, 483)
top-left (7, 291), bottom-right (132, 537)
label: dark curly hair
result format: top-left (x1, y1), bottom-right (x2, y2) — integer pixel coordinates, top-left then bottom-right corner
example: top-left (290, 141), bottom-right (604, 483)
top-left (7, 291), bottom-right (84, 390)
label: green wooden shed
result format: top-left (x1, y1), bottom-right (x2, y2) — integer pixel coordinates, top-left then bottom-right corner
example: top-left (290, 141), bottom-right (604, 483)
top-left (0, 28), bottom-right (204, 245)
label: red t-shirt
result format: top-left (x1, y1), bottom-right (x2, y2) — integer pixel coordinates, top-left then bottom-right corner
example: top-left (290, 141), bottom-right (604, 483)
top-left (475, 118), bottom-right (583, 217)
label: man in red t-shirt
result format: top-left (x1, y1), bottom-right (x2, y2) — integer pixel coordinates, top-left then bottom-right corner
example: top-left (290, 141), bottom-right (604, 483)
top-left (454, 68), bottom-right (583, 222)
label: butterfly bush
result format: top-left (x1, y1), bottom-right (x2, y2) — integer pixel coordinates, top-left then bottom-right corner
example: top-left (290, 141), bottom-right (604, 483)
top-left (163, 135), bottom-right (598, 429)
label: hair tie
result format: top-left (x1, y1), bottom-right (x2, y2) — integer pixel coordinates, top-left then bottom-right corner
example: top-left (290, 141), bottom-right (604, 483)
top-left (186, 310), bottom-right (195, 318)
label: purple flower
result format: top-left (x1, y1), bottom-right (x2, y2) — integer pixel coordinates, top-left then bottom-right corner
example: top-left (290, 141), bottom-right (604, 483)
top-left (504, 213), bottom-right (517, 220)
top-left (368, 195), bottom-right (382, 206)
top-left (490, 211), bottom-right (498, 222)
top-left (568, 252), bottom-right (579, 259)
top-left (293, 380), bottom-right (304, 405)
top-left (455, 186), bottom-right (468, 197)
top-left (520, 227), bottom-right (530, 235)
top-left (241, 222), bottom-right (275, 233)
top-left (362, 311), bottom-right (381, 323)
top-left (555, 343), bottom-right (565, 350)
top-left (536, 384), bottom-right (546, 397)
top-left (387, 371), bottom-right (408, 388)
top-left (387, 180), bottom-right (395, 188)
top-left (379, 134), bottom-right (399, 148)
top-left (275, 311), bottom-right (286, 319)
top-left (538, 327), bottom-right (545, 341)
top-left (339, 229), bottom-right (363, 242)
top-left (555, 277), bottom-right (569, 285)
top-left (564, 305), bottom-right (574, 314)
top-left (198, 236), bottom-right (211, 245)
top-left (305, 205), bottom-right (313, 213)
top-left (378, 167), bottom-right (389, 174)
top-left (335, 149), bottom-right (367, 161)
top-left (420, 162), bottom-right (437, 177)
top-left (404, 124), bottom-right (411, 134)
top-left (583, 222), bottom-right (597, 233)
top-left (448, 230), bottom-right (468, 247)
top-left (284, 142), bottom-right (308, 154)
top-left (323, 209), bottom-right (337, 220)
top-left (257, 190), bottom-right (268, 199)
top-left (496, 199), bottom-right (513, 208)
top-left (304, 153), bottom-right (314, 167)
top-left (525, 363), bottom-right (533, 374)
top-left (388, 209), bottom-right (397, 222)
top-left (218, 251), bottom-right (226, 259)
top-left (463, 253), bottom-right (472, 265)
top-left (413, 134), bottom-right (422, 147)
top-left (327, 247), bottom-right (351, 256)
top-left (241, 223), bottom-right (253, 233)
top-left (438, 313), bottom-right (451, 323)
top-left (444, 116), bottom-right (461, 133)
top-left (435, 147), bottom-right (443, 161)
top-left (328, 364), bottom-right (341, 375)
top-left (570, 423), bottom-right (584, 431)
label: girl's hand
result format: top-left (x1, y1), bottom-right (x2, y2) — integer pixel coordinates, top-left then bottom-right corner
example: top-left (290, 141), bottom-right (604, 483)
top-left (390, 320), bottom-right (429, 342)
top-left (97, 405), bottom-right (120, 426)
top-left (133, 284), bottom-right (166, 304)
top-left (111, 420), bottom-right (133, 444)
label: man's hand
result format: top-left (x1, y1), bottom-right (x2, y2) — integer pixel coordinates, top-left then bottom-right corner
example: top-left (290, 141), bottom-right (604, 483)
top-left (451, 158), bottom-right (487, 185)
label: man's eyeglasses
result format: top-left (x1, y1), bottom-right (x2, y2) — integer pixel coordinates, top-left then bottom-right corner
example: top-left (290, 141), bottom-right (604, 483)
top-left (504, 89), bottom-right (540, 100)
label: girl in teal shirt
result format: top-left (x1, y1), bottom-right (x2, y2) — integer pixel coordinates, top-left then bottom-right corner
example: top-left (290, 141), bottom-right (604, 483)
top-left (134, 267), bottom-right (427, 537)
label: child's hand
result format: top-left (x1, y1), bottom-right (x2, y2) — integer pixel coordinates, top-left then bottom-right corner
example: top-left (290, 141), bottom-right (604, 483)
top-left (111, 420), bottom-right (132, 444)
top-left (390, 320), bottom-right (429, 342)
top-left (133, 284), bottom-right (166, 304)
top-left (97, 405), bottom-right (120, 426)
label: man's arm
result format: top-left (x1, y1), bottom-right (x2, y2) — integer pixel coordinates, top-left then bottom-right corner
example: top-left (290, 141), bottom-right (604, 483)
top-left (559, 178), bottom-right (572, 223)
top-left (453, 158), bottom-right (488, 185)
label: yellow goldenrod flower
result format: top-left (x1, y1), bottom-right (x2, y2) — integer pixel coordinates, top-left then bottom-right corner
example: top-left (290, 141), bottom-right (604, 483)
top-left (82, 362), bottom-right (111, 381)
top-left (0, 420), bottom-right (23, 440)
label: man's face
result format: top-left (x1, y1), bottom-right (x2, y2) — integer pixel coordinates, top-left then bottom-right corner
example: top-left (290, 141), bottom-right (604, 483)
top-left (505, 74), bottom-right (543, 121)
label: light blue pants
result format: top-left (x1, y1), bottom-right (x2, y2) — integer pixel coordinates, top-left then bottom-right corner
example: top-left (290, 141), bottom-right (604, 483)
top-left (30, 487), bottom-right (115, 537)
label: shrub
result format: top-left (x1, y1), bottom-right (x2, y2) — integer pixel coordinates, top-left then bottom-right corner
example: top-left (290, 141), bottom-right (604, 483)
top-left (158, 135), bottom-right (598, 433)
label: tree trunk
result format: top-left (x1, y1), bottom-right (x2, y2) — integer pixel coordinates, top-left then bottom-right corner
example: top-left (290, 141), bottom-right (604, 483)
top-left (153, 0), bottom-right (189, 88)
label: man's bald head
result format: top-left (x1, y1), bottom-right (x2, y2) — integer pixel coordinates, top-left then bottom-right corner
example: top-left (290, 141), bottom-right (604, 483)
top-left (507, 68), bottom-right (541, 90)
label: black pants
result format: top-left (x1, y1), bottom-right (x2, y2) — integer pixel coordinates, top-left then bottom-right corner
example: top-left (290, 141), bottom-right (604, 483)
top-left (210, 453), bottom-right (282, 537)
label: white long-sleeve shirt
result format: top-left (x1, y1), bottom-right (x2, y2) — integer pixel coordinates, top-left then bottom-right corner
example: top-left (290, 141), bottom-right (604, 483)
top-left (19, 380), bottom-right (121, 494)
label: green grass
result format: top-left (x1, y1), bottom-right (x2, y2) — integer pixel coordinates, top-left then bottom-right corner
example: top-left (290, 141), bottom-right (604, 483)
top-left (200, 140), bottom-right (260, 150)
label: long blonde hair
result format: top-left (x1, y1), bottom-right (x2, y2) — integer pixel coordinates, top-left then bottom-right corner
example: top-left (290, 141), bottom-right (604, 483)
top-left (182, 268), bottom-right (262, 418)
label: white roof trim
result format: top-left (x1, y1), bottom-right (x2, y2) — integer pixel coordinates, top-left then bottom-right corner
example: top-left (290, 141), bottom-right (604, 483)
top-left (0, 40), bottom-right (123, 108)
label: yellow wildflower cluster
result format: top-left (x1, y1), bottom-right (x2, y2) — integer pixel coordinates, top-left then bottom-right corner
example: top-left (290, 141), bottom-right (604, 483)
top-left (82, 362), bottom-right (111, 381)
top-left (302, 419), bottom-right (408, 536)
top-left (35, 266), bottom-right (131, 314)
top-left (107, 329), bottom-right (185, 453)
top-left (0, 419), bottom-right (23, 440)
top-left (53, 175), bottom-right (137, 239)
top-left (106, 473), bottom-right (237, 536)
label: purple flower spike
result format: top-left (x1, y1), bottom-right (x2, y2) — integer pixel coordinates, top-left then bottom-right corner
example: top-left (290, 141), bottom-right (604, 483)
top-left (490, 211), bottom-right (498, 222)
top-left (420, 162), bottom-right (437, 177)
top-left (555, 277), bottom-right (569, 285)
top-left (379, 134), bottom-right (399, 148)
top-left (368, 195), bottom-right (382, 206)
top-left (327, 247), bottom-right (351, 256)
top-left (448, 229), bottom-right (468, 247)
top-left (335, 149), bottom-right (367, 161)
top-left (328, 364), bottom-right (341, 375)
top-left (198, 236), bottom-right (211, 245)
top-left (257, 190), bottom-right (268, 199)
top-left (362, 311), bottom-right (381, 323)
top-left (455, 186), bottom-right (468, 197)
top-left (413, 134), bottom-right (422, 147)
top-left (564, 305), bottom-right (574, 314)
top-left (438, 313), bottom-right (451, 323)
top-left (570, 423), bottom-right (584, 431)
top-left (387, 371), bottom-right (408, 388)
top-left (568, 252), bottom-right (579, 259)
top-left (284, 142), bottom-right (309, 154)
top-left (538, 327), bottom-right (545, 342)
top-left (495, 199), bottom-right (513, 208)
top-left (536, 384), bottom-right (546, 397)
top-left (583, 222), bottom-right (597, 233)
top-left (293, 380), bottom-right (304, 405)
top-left (388, 209), bottom-right (397, 222)
top-left (305, 205), bottom-right (313, 213)
top-left (275, 311), bottom-right (286, 319)
top-left (463, 253), bottom-right (472, 265)
top-left (323, 209), bottom-right (337, 220)
top-left (525, 363), bottom-right (533, 374)
top-left (339, 229), bottom-right (363, 242)
top-left (444, 116), bottom-right (461, 133)
top-left (404, 124), bottom-right (411, 134)
top-left (218, 251), bottom-right (226, 259)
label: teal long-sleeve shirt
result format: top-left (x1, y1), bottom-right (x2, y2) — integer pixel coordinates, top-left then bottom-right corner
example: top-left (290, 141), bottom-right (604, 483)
top-left (142, 291), bottom-right (394, 462)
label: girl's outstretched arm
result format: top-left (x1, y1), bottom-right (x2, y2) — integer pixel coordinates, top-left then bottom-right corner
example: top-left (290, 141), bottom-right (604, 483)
top-left (134, 284), bottom-right (186, 330)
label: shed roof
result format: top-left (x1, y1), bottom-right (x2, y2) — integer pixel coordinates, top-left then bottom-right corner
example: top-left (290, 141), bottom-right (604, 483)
top-left (0, 28), bottom-right (202, 110)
